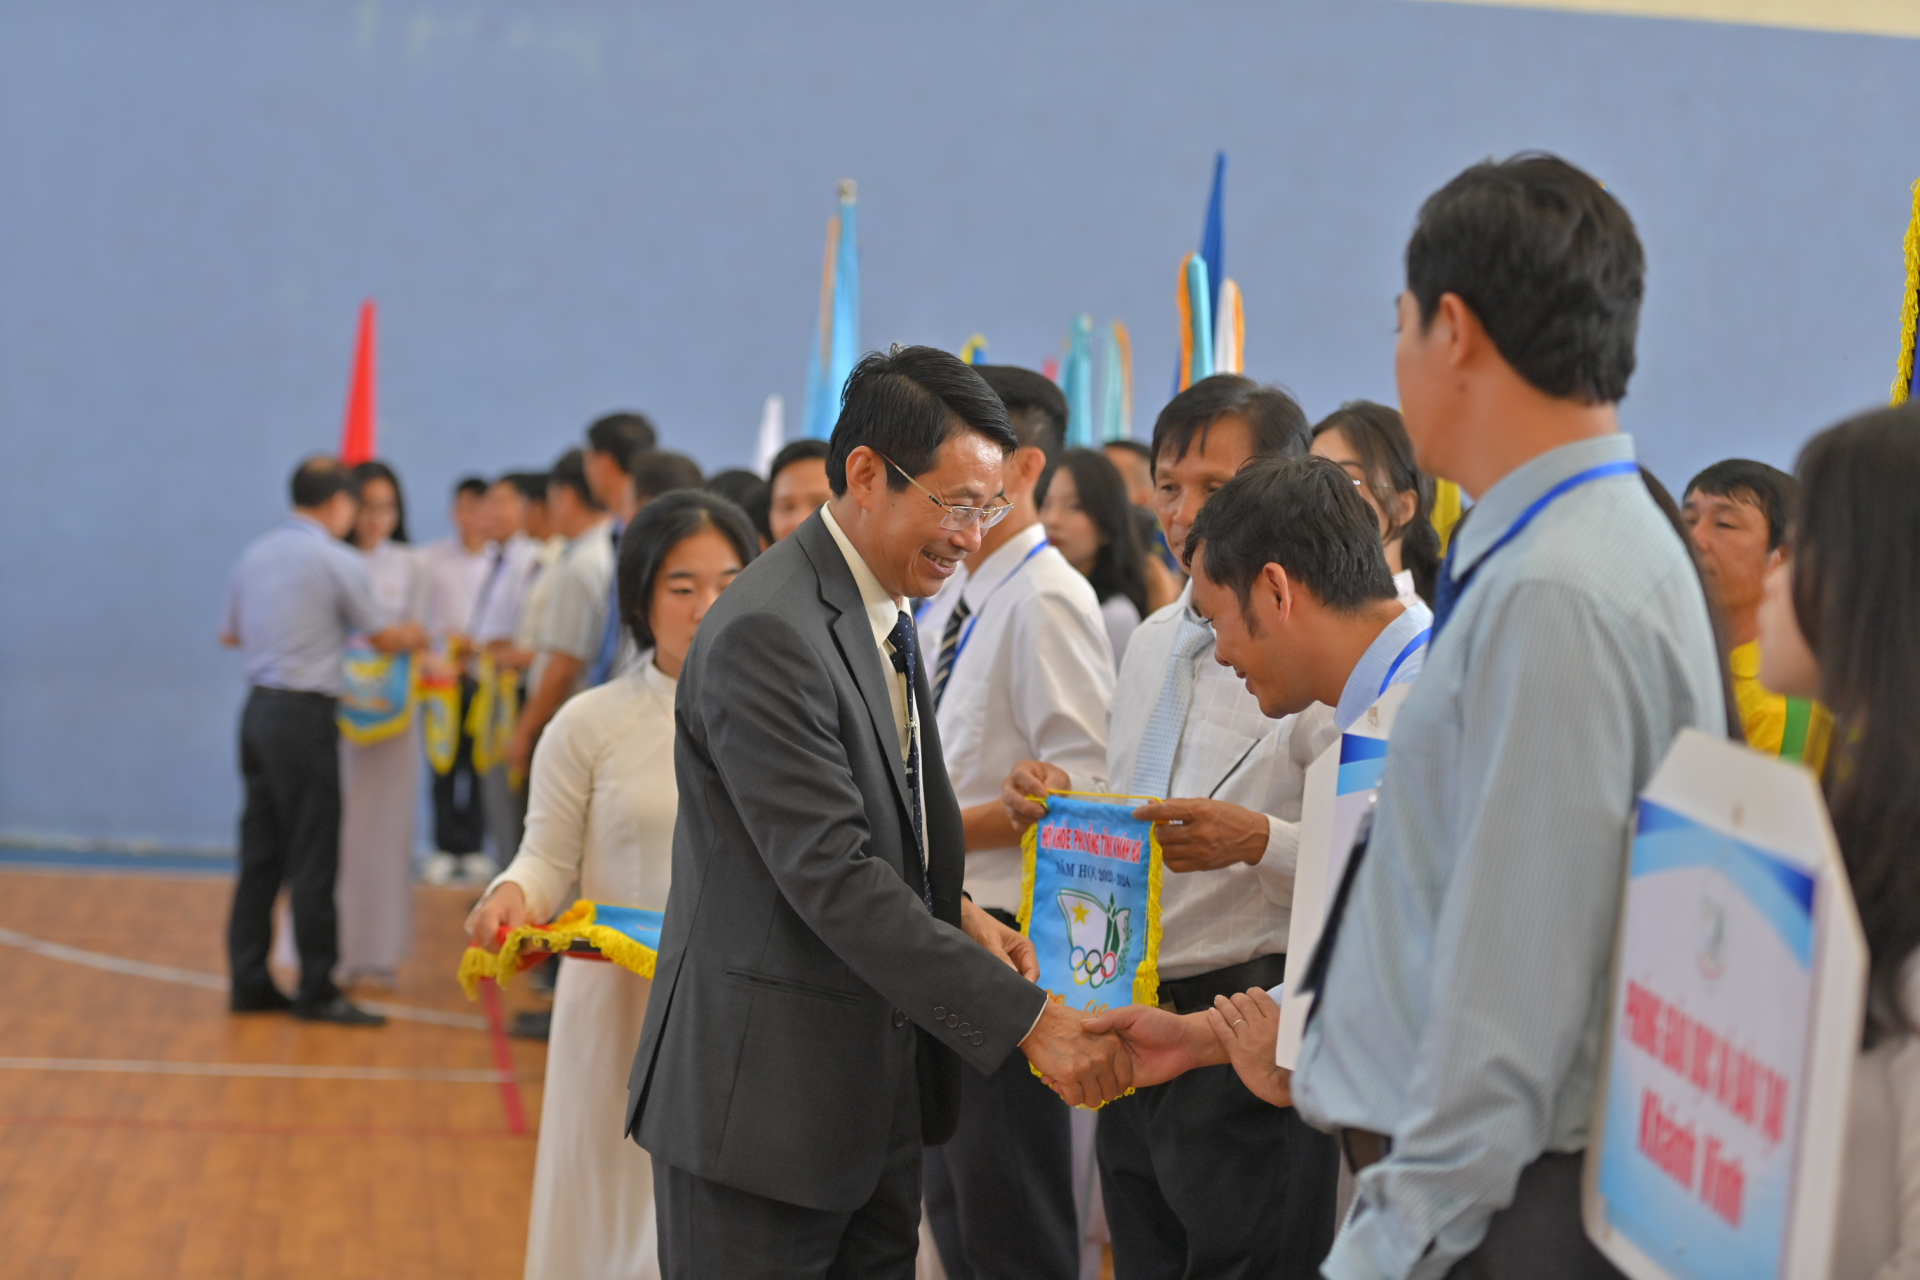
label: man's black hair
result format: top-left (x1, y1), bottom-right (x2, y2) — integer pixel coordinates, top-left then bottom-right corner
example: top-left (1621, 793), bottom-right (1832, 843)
top-left (768, 438), bottom-right (830, 484)
top-left (290, 456), bottom-right (358, 509)
top-left (1104, 439), bottom-right (1153, 463)
top-left (548, 448), bottom-right (601, 509)
top-left (1684, 458), bottom-right (1797, 551)
top-left (1186, 456), bottom-right (1397, 617)
top-left (706, 468), bottom-right (772, 543)
top-left (453, 475), bottom-right (489, 501)
top-left (586, 411), bottom-right (659, 475)
top-left (973, 364), bottom-right (1069, 502)
top-left (826, 346), bottom-right (1018, 496)
top-left (632, 450), bottom-right (705, 502)
top-left (1407, 152), bottom-right (1643, 405)
top-left (505, 471), bottom-right (547, 503)
top-left (617, 490), bottom-right (759, 653)
top-left (1149, 374), bottom-right (1310, 474)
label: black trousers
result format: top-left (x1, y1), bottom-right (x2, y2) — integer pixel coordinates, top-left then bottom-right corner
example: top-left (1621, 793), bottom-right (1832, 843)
top-left (1097, 1065), bottom-right (1339, 1280)
top-left (431, 674), bottom-right (485, 855)
top-left (655, 1069), bottom-right (922, 1280)
top-left (230, 687), bottom-right (344, 1007)
top-left (923, 1047), bottom-right (1079, 1280)
top-left (1446, 1152), bottom-right (1624, 1279)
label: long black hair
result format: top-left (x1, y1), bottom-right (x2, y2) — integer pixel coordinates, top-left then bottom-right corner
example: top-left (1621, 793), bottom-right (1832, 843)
top-left (1053, 449), bottom-right (1148, 618)
top-left (1310, 402), bottom-right (1439, 605)
top-left (350, 459), bottom-right (409, 544)
top-left (1790, 404), bottom-right (1920, 1044)
top-left (616, 491), bottom-right (759, 653)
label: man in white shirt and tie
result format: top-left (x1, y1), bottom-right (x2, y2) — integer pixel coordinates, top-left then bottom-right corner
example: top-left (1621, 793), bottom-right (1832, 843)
top-left (1005, 374), bottom-right (1343, 1279)
top-left (915, 366), bottom-right (1115, 1280)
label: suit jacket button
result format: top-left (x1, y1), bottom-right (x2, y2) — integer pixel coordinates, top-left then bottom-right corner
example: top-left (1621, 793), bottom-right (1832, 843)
top-left (972, 1032), bottom-right (985, 1046)
top-left (946, 1015), bottom-right (960, 1028)
top-left (892, 1009), bottom-right (908, 1028)
top-left (958, 1023), bottom-right (970, 1034)
top-left (933, 1006), bottom-right (947, 1020)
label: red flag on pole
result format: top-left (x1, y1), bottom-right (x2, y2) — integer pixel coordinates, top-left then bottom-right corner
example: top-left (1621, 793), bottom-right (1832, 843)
top-left (340, 300), bottom-right (377, 465)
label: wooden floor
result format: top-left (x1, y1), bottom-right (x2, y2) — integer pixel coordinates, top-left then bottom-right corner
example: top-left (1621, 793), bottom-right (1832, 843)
top-left (0, 868), bottom-right (549, 1280)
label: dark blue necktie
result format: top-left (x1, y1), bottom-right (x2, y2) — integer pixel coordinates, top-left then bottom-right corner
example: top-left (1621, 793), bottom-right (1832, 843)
top-left (887, 611), bottom-right (933, 912)
top-left (1430, 538), bottom-right (1464, 639)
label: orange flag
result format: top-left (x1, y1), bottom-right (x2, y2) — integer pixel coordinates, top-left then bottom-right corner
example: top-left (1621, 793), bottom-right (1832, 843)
top-left (340, 300), bottom-right (377, 464)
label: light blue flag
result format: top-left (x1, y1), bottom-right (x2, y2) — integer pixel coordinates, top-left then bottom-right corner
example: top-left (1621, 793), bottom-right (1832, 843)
top-left (805, 181), bottom-right (862, 439)
top-left (1061, 314), bottom-right (1094, 447)
top-left (1200, 152), bottom-right (1226, 335)
top-left (1186, 255), bottom-right (1214, 384)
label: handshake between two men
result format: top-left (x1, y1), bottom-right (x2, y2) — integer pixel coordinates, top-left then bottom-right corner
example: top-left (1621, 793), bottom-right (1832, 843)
top-left (960, 758), bottom-right (1296, 1111)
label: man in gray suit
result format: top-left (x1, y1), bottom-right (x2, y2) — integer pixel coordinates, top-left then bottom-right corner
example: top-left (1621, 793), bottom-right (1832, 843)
top-left (628, 346), bottom-right (1132, 1279)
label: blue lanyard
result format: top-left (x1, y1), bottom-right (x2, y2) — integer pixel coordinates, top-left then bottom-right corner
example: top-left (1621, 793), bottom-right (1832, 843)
top-left (1433, 459), bottom-right (1639, 637)
top-left (1378, 626), bottom-right (1431, 697)
top-left (948, 538), bottom-right (1049, 671)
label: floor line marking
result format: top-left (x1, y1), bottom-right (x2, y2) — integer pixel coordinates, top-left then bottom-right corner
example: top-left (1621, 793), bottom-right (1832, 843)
top-left (0, 1113), bottom-right (534, 1140)
top-left (0, 925), bottom-right (487, 1030)
top-left (0, 1057), bottom-right (518, 1083)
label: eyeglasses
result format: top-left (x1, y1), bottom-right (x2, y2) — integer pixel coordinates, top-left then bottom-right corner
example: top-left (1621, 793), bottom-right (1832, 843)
top-left (877, 453), bottom-right (1013, 532)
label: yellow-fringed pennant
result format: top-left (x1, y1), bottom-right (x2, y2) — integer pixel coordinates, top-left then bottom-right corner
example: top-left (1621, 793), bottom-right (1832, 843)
top-left (466, 655), bottom-right (519, 774)
top-left (1019, 790), bottom-right (1164, 1011)
top-left (457, 900), bottom-right (663, 999)
top-left (1431, 479), bottom-right (1465, 554)
top-left (337, 640), bottom-right (415, 745)
top-left (1894, 176), bottom-right (1919, 406)
top-left (419, 647), bottom-right (461, 775)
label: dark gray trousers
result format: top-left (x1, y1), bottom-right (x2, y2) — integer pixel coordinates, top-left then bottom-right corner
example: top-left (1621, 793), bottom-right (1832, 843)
top-left (230, 687), bottom-right (343, 1007)
top-left (1097, 1064), bottom-right (1340, 1280)
top-left (655, 1070), bottom-right (923, 1280)
top-left (922, 1048), bottom-right (1079, 1280)
top-left (1446, 1152), bottom-right (1625, 1279)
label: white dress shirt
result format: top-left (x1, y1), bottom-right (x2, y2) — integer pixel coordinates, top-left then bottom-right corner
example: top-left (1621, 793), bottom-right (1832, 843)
top-left (472, 533), bottom-right (546, 645)
top-left (915, 523), bottom-right (1114, 913)
top-left (1391, 569), bottom-right (1422, 613)
top-left (422, 537), bottom-right (497, 639)
top-left (1068, 581), bottom-right (1336, 979)
top-left (487, 656), bottom-right (678, 918)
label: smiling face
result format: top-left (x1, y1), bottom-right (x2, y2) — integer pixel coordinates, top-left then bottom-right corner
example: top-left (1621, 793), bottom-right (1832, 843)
top-left (646, 526), bottom-right (745, 677)
top-left (838, 427), bottom-right (1006, 600)
top-left (1189, 553), bottom-right (1317, 719)
top-left (1040, 466), bottom-right (1104, 576)
top-left (1154, 415), bottom-right (1256, 569)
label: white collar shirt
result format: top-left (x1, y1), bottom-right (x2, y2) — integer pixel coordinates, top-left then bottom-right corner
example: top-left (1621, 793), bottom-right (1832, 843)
top-left (1069, 581), bottom-right (1337, 978)
top-left (915, 522), bottom-right (1115, 913)
top-left (423, 537), bottom-right (498, 639)
top-left (1333, 601), bottom-right (1433, 733)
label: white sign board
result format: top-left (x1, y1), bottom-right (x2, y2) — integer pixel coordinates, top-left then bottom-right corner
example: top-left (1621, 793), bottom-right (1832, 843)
top-left (1583, 729), bottom-right (1866, 1280)
top-left (1275, 683), bottom-right (1410, 1069)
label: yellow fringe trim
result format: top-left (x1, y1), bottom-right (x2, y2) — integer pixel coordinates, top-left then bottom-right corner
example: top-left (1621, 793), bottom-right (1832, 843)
top-left (457, 900), bottom-right (658, 1000)
top-left (1894, 176), bottom-right (1920, 406)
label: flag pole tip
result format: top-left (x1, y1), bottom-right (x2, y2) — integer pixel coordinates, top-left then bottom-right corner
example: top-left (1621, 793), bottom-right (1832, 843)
top-left (838, 178), bottom-right (857, 202)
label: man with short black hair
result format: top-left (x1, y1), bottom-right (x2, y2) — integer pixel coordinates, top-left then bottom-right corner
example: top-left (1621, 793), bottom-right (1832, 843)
top-left (585, 449), bottom-right (709, 684)
top-left (1682, 459), bottom-right (1831, 769)
top-left (421, 475), bottom-right (497, 885)
top-left (1287, 154), bottom-right (1724, 1278)
top-left (632, 449), bottom-right (705, 503)
top-left (629, 345), bottom-right (1132, 1279)
top-left (221, 456), bottom-right (424, 1025)
top-left (1103, 438), bottom-right (1156, 509)
top-left (584, 411), bottom-right (658, 527)
top-left (917, 364), bottom-right (1111, 1280)
top-left (768, 439), bottom-right (834, 542)
top-left (505, 449), bottom-right (612, 778)
top-left (1005, 372), bottom-right (1340, 1280)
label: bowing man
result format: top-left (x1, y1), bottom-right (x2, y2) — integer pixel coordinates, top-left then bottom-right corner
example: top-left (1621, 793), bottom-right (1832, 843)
top-left (627, 345), bottom-right (1132, 1280)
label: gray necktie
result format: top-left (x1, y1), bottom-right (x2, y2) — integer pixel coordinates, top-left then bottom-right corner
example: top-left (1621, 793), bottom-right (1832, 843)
top-left (1129, 614), bottom-right (1212, 799)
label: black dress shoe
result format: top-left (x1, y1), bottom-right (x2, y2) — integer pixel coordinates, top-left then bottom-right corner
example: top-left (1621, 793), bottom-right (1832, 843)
top-left (231, 987), bottom-right (294, 1014)
top-left (292, 995), bottom-right (387, 1027)
top-left (509, 1009), bottom-right (551, 1041)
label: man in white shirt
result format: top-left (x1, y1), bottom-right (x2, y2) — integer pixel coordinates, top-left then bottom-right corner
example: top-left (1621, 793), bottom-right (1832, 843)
top-left (1006, 375), bottom-right (1342, 1279)
top-left (506, 449), bottom-right (613, 779)
top-left (916, 367), bottom-right (1114, 1280)
top-left (421, 476), bottom-right (496, 881)
top-left (471, 472), bottom-right (551, 870)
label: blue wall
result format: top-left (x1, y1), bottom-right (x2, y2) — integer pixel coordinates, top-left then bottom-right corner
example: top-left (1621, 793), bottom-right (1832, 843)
top-left (3, 1), bottom-right (1916, 847)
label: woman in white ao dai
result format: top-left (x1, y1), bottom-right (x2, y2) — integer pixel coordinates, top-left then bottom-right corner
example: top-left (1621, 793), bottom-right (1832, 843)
top-left (466, 493), bottom-right (756, 1280)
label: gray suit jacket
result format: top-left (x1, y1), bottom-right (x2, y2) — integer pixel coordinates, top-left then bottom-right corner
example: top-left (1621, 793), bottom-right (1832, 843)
top-left (626, 510), bottom-right (1050, 1213)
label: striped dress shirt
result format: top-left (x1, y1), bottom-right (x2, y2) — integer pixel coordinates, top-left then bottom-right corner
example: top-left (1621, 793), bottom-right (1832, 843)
top-left (1293, 434), bottom-right (1726, 1280)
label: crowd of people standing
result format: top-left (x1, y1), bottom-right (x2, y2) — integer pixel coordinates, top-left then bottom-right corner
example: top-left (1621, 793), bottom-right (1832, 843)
top-left (215, 150), bottom-right (1920, 1280)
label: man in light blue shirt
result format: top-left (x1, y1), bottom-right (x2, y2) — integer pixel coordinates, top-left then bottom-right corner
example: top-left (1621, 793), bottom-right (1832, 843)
top-left (1287, 156), bottom-right (1724, 1278)
top-left (221, 457), bottom-right (423, 1025)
